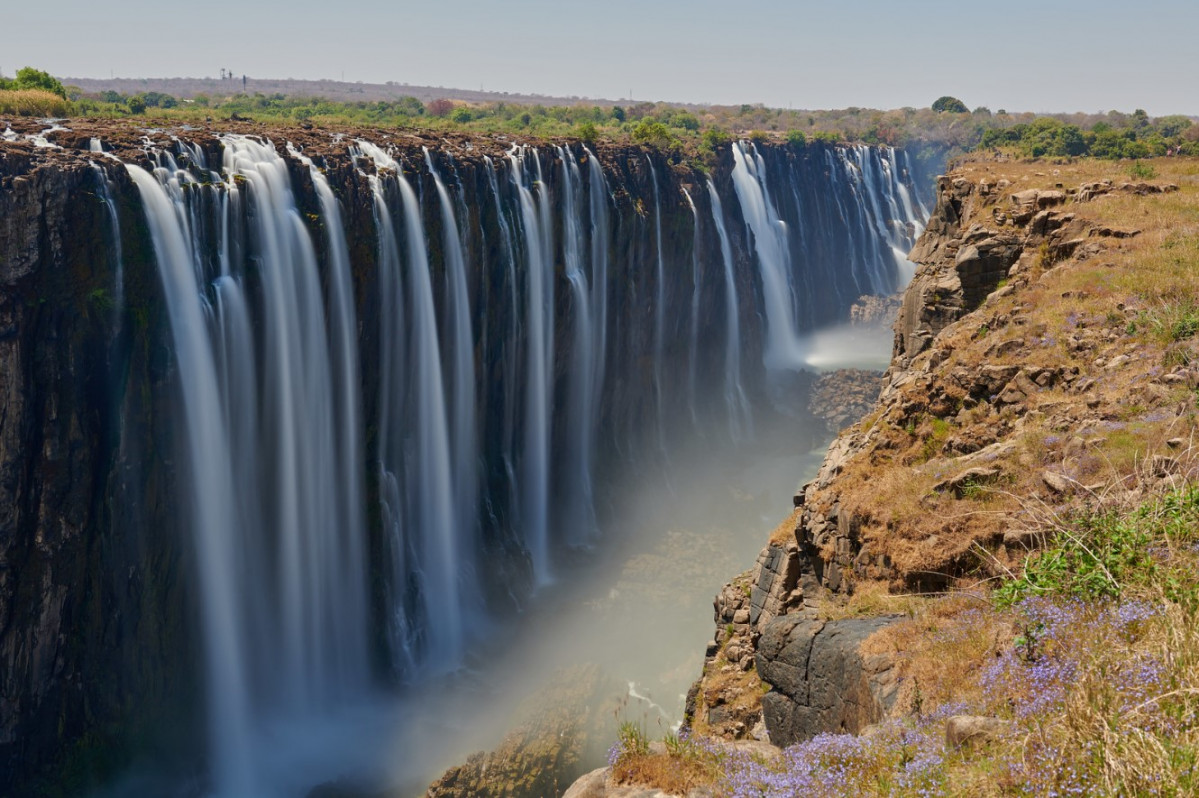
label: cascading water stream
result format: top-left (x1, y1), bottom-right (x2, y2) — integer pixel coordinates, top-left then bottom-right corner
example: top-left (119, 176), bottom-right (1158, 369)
top-left (125, 162), bottom-right (256, 797)
top-left (559, 147), bottom-right (599, 546)
top-left (483, 155), bottom-right (524, 529)
top-left (356, 141), bottom-right (465, 668)
top-left (646, 157), bottom-right (668, 451)
top-left (425, 149), bottom-right (481, 575)
top-left (128, 134), bottom-right (375, 795)
top-left (682, 188), bottom-right (701, 425)
top-left (707, 180), bottom-right (752, 442)
top-left (729, 141), bottom-right (806, 369)
top-left (508, 146), bottom-right (554, 584)
top-left (583, 147), bottom-right (610, 421)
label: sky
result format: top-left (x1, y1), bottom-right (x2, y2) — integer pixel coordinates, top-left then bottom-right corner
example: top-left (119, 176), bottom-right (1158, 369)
top-left (3, 0), bottom-right (1196, 116)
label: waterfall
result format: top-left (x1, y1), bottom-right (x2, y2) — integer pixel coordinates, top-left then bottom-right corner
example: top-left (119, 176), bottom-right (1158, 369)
top-left (123, 133), bottom-right (371, 795)
top-left (88, 134), bottom-right (938, 795)
top-left (707, 180), bottom-right (751, 442)
top-left (357, 141), bottom-right (466, 667)
top-left (646, 157), bottom-right (668, 449)
top-left (425, 149), bottom-right (481, 585)
top-left (89, 158), bottom-right (123, 318)
top-left (508, 146), bottom-right (554, 583)
top-left (125, 162), bottom-right (256, 796)
top-left (559, 146), bottom-right (598, 547)
top-left (729, 141), bottom-right (805, 369)
top-left (682, 188), bottom-right (701, 425)
top-left (583, 147), bottom-right (610, 422)
top-left (484, 155), bottom-right (523, 537)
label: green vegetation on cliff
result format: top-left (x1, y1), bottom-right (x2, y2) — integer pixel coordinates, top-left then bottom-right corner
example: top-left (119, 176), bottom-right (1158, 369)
top-left (5, 67), bottom-right (1195, 167)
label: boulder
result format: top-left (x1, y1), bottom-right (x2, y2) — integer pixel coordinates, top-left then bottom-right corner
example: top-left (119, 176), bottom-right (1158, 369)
top-left (756, 615), bottom-right (900, 746)
top-left (933, 467), bottom-right (1000, 498)
top-left (944, 715), bottom-right (1009, 749)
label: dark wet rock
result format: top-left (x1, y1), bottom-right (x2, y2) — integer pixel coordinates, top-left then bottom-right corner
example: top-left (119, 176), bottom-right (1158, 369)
top-left (756, 615), bottom-right (900, 746)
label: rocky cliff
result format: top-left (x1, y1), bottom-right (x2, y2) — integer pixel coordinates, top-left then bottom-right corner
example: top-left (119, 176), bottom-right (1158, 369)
top-left (689, 156), bottom-right (1193, 753)
top-left (0, 147), bottom-right (202, 792)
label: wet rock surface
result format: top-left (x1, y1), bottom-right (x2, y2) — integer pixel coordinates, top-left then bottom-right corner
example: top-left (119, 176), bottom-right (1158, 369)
top-left (756, 614), bottom-right (900, 747)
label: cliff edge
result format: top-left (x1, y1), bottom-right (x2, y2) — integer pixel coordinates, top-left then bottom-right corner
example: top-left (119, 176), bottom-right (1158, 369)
top-left (673, 155), bottom-right (1198, 782)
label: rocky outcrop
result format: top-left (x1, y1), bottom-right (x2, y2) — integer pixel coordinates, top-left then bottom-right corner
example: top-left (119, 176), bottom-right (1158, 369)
top-left (755, 615), bottom-right (899, 746)
top-left (424, 666), bottom-right (619, 798)
top-left (695, 159), bottom-right (1192, 755)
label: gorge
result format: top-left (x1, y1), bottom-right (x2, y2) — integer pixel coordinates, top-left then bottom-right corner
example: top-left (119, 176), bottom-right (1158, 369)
top-left (0, 121), bottom-right (935, 796)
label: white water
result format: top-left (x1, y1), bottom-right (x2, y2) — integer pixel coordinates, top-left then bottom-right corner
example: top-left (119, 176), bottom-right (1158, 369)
top-left (425, 149), bottom-right (481, 583)
top-left (129, 135), bottom-right (372, 796)
top-left (356, 140), bottom-right (466, 668)
top-left (508, 145), bottom-right (554, 584)
top-left (707, 180), bottom-right (752, 442)
top-left (682, 188), bottom-right (701, 425)
top-left (730, 141), bottom-right (806, 369)
top-left (583, 147), bottom-right (610, 425)
top-left (646, 157), bottom-right (668, 450)
top-left (89, 158), bottom-right (123, 316)
top-left (560, 146), bottom-right (599, 547)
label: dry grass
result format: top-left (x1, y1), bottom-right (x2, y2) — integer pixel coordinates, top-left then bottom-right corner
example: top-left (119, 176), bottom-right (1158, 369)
top-left (814, 579), bottom-right (927, 621)
top-left (822, 156), bottom-right (1199, 588)
top-left (0, 89), bottom-right (68, 116)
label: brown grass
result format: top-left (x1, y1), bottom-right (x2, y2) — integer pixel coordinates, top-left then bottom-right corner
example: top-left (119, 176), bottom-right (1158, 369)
top-left (0, 89), bottom-right (68, 117)
top-left (822, 156), bottom-right (1199, 589)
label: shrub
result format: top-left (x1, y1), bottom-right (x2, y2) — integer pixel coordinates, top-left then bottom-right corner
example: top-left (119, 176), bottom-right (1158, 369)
top-left (995, 488), bottom-right (1199, 607)
top-left (425, 98), bottom-right (453, 118)
top-left (1127, 159), bottom-right (1157, 179)
top-left (786, 129), bottom-right (806, 147)
top-left (631, 119), bottom-right (679, 150)
top-left (577, 120), bottom-right (598, 145)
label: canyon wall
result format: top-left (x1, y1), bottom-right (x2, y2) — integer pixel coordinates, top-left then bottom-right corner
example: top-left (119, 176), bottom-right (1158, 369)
top-left (0, 124), bottom-right (933, 794)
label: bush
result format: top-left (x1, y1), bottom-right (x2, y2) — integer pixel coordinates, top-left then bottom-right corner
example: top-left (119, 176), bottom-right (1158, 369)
top-left (425, 98), bottom-right (453, 118)
top-left (577, 120), bottom-right (598, 145)
top-left (631, 119), bottom-right (679, 150)
top-left (786, 129), bottom-right (807, 147)
top-left (995, 488), bottom-right (1199, 607)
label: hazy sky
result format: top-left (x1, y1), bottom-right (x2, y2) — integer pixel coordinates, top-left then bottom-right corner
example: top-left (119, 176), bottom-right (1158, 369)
top-left (4, 0), bottom-right (1196, 115)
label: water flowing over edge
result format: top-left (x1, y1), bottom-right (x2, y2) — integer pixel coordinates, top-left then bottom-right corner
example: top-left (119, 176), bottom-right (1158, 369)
top-left (91, 136), bottom-right (931, 795)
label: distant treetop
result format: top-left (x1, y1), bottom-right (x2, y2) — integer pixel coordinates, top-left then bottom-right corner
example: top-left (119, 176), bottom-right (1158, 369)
top-left (932, 96), bottom-right (969, 114)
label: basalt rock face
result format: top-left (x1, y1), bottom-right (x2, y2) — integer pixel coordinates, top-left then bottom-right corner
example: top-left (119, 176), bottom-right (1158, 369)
top-left (0, 151), bottom-right (201, 792)
top-left (0, 124), bottom-right (931, 794)
top-left (756, 614), bottom-right (900, 746)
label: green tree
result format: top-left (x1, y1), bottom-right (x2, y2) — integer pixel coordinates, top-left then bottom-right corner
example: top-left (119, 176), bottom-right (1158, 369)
top-left (12, 66), bottom-right (67, 98)
top-left (932, 95), bottom-right (968, 113)
top-left (631, 119), bottom-right (678, 150)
